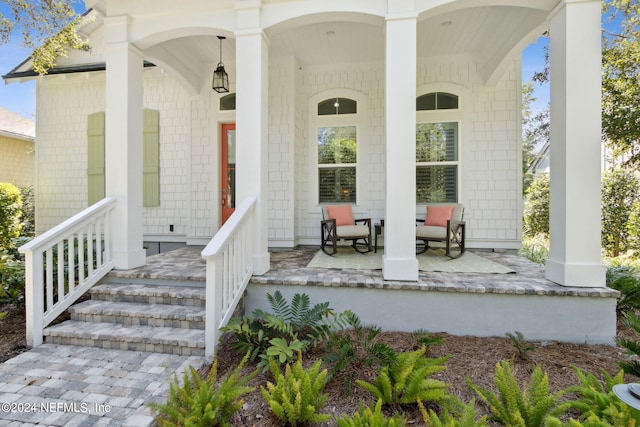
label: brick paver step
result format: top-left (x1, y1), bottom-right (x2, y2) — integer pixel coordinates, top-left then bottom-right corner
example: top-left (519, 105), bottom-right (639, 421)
top-left (90, 283), bottom-right (206, 306)
top-left (70, 300), bottom-right (205, 329)
top-left (43, 321), bottom-right (205, 356)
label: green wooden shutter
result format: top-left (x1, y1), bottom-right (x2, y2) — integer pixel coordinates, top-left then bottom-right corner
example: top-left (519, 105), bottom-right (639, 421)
top-left (87, 112), bottom-right (105, 205)
top-left (143, 109), bottom-right (160, 207)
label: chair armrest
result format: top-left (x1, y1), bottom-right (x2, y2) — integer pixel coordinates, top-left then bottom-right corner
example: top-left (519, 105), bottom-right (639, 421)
top-left (355, 218), bottom-right (371, 227)
top-left (448, 219), bottom-right (465, 230)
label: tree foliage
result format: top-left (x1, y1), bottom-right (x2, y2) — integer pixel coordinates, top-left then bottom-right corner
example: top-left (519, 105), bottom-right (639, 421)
top-left (523, 173), bottom-right (549, 237)
top-left (601, 168), bottom-right (640, 257)
top-left (602, 0), bottom-right (640, 165)
top-left (0, 182), bottom-right (23, 250)
top-left (0, 0), bottom-right (90, 74)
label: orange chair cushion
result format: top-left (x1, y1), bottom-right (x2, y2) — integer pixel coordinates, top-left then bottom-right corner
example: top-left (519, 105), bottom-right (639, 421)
top-left (425, 205), bottom-right (454, 227)
top-left (326, 205), bottom-right (356, 226)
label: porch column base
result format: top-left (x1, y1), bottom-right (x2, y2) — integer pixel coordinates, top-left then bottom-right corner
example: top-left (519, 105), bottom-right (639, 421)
top-left (383, 256), bottom-right (418, 281)
top-left (545, 259), bottom-right (606, 288)
top-left (113, 249), bottom-right (146, 271)
top-left (252, 251), bottom-right (271, 276)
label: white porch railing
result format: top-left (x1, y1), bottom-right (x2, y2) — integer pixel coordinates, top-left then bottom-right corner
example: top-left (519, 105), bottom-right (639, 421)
top-left (201, 196), bottom-right (257, 359)
top-left (19, 198), bottom-right (116, 347)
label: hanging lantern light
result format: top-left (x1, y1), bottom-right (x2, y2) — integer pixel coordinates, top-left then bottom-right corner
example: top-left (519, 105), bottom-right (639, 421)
top-left (212, 36), bottom-right (229, 93)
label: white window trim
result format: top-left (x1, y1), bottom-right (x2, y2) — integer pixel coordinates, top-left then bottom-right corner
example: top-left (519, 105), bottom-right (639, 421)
top-left (308, 89), bottom-right (368, 209)
top-left (415, 119), bottom-right (461, 205)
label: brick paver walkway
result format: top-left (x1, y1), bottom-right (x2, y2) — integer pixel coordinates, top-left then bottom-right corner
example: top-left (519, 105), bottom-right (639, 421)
top-left (0, 344), bottom-right (204, 426)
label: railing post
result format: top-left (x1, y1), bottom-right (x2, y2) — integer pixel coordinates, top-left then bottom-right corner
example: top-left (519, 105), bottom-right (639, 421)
top-left (24, 250), bottom-right (43, 347)
top-left (205, 256), bottom-right (224, 360)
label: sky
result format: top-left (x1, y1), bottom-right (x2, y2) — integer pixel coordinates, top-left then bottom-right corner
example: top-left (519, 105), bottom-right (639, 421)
top-left (0, 6), bottom-right (551, 122)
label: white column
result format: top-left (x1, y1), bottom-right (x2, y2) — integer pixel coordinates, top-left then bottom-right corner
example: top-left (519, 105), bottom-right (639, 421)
top-left (546, 0), bottom-right (605, 287)
top-left (235, 28), bottom-right (270, 275)
top-left (383, 11), bottom-right (419, 281)
top-left (104, 16), bottom-right (146, 270)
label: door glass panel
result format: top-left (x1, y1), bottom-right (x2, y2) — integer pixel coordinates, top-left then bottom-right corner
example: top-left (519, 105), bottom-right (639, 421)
top-left (227, 129), bottom-right (236, 209)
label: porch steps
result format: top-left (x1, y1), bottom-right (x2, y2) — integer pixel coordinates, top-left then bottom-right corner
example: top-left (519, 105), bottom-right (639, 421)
top-left (43, 283), bottom-right (206, 356)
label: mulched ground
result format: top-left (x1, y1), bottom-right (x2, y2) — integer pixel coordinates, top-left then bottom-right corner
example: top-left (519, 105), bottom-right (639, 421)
top-left (209, 323), bottom-right (636, 426)
top-left (2, 303), bottom-right (637, 426)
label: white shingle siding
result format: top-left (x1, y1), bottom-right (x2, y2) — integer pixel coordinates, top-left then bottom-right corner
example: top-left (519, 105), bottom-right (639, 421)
top-left (34, 52), bottom-right (521, 249)
top-left (0, 137), bottom-right (34, 187)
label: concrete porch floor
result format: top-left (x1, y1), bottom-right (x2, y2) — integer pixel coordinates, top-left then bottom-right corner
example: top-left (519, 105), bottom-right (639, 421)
top-left (109, 246), bottom-right (619, 345)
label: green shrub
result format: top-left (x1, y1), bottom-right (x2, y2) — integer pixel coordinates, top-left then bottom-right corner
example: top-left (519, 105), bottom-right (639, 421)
top-left (323, 312), bottom-right (395, 395)
top-left (602, 168), bottom-right (640, 257)
top-left (18, 185), bottom-right (35, 238)
top-left (418, 398), bottom-right (488, 427)
top-left (466, 360), bottom-right (567, 427)
top-left (549, 366), bottom-right (640, 426)
top-left (356, 345), bottom-right (451, 407)
top-left (337, 399), bottom-right (406, 427)
top-left (615, 312), bottom-right (640, 378)
top-left (412, 328), bottom-right (445, 349)
top-left (606, 265), bottom-right (640, 315)
top-left (261, 353), bottom-right (331, 426)
top-left (0, 183), bottom-right (23, 250)
top-left (148, 352), bottom-right (257, 427)
top-left (0, 250), bottom-right (25, 307)
top-left (519, 234), bottom-right (549, 265)
top-left (627, 200), bottom-right (640, 258)
top-left (523, 173), bottom-right (549, 237)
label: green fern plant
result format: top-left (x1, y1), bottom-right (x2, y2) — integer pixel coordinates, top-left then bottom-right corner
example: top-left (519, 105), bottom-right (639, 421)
top-left (356, 345), bottom-right (452, 407)
top-left (615, 311), bottom-right (640, 378)
top-left (506, 331), bottom-right (535, 360)
top-left (261, 353), bottom-right (331, 426)
top-left (336, 399), bottom-right (406, 427)
top-left (148, 352), bottom-right (257, 427)
top-left (555, 366), bottom-right (640, 425)
top-left (466, 360), bottom-right (567, 427)
top-left (418, 398), bottom-right (488, 427)
top-left (324, 311), bottom-right (396, 395)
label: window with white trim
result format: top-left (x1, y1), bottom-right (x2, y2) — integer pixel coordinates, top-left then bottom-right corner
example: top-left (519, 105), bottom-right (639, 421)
top-left (316, 98), bottom-right (358, 204)
top-left (416, 92), bottom-right (459, 203)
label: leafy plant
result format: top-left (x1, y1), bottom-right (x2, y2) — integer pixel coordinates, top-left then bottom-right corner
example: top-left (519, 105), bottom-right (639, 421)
top-left (252, 291), bottom-right (342, 344)
top-left (261, 353), bottom-right (331, 426)
top-left (221, 291), bottom-right (351, 369)
top-left (264, 337), bottom-right (307, 365)
top-left (0, 182), bottom-right (23, 250)
top-left (418, 398), bottom-right (488, 427)
top-left (466, 360), bottom-right (567, 427)
top-left (0, 250), bottom-right (25, 307)
top-left (324, 311), bottom-right (395, 395)
top-left (356, 345), bottom-right (451, 407)
top-left (412, 328), bottom-right (444, 349)
top-left (616, 312), bottom-right (640, 378)
top-left (523, 173), bottom-right (549, 237)
top-left (607, 265), bottom-right (640, 315)
top-left (601, 168), bottom-right (640, 257)
top-left (548, 366), bottom-right (640, 426)
top-left (506, 331), bottom-right (535, 360)
top-left (519, 233), bottom-right (550, 265)
top-left (337, 399), bottom-right (406, 427)
top-left (148, 352), bottom-right (257, 427)
top-left (556, 366), bottom-right (640, 426)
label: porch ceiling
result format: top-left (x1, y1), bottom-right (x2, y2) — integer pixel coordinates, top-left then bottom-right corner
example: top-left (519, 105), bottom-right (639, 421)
top-left (141, 5), bottom-right (548, 92)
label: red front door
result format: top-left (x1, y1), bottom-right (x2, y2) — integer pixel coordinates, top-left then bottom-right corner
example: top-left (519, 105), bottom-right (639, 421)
top-left (221, 123), bottom-right (236, 225)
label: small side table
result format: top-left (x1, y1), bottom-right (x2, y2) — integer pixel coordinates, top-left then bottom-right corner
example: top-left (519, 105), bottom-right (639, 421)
top-left (374, 221), bottom-right (384, 253)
